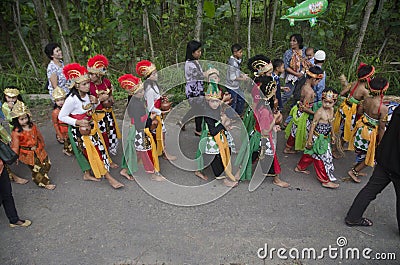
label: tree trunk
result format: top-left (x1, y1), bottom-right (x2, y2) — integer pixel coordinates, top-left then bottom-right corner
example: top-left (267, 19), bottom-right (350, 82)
top-left (32, 0), bottom-right (49, 64)
top-left (263, 0), bottom-right (268, 42)
top-left (375, 0), bottom-right (386, 29)
top-left (337, 0), bottom-right (353, 57)
top-left (351, 0), bottom-right (376, 68)
top-left (234, 0), bottom-right (241, 43)
top-left (268, 0), bottom-right (278, 48)
top-left (0, 12), bottom-right (20, 67)
top-left (49, 0), bottom-right (72, 63)
top-left (12, 1), bottom-right (38, 77)
top-left (143, 7), bottom-right (155, 60)
top-left (194, 0), bottom-right (204, 41)
top-left (247, 0), bottom-right (252, 57)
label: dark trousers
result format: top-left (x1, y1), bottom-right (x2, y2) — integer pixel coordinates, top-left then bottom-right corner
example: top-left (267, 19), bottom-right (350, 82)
top-left (227, 88), bottom-right (245, 116)
top-left (0, 167), bottom-right (20, 224)
top-left (346, 164), bottom-right (400, 233)
top-left (181, 97), bottom-right (204, 132)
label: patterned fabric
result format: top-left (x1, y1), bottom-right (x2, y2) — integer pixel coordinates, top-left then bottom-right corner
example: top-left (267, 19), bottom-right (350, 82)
top-left (185, 60), bottom-right (204, 98)
top-left (353, 113), bottom-right (378, 152)
top-left (28, 155), bottom-right (52, 187)
top-left (134, 130), bottom-right (151, 151)
top-left (70, 126), bottom-right (111, 172)
top-left (283, 48), bottom-right (306, 84)
top-left (308, 123), bottom-right (336, 181)
top-left (96, 111), bottom-right (119, 155)
top-left (47, 60), bottom-right (68, 98)
top-left (285, 105), bottom-right (310, 150)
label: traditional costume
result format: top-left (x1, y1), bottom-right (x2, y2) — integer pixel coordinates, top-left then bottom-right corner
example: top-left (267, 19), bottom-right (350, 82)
top-left (51, 87), bottom-right (72, 155)
top-left (10, 101), bottom-right (53, 187)
top-left (87, 55), bottom-right (121, 155)
top-left (118, 74), bottom-right (160, 176)
top-left (285, 70), bottom-right (322, 151)
top-left (296, 90), bottom-right (338, 185)
top-left (2, 88), bottom-right (21, 131)
top-left (333, 63), bottom-right (375, 144)
top-left (348, 79), bottom-right (389, 168)
top-left (196, 81), bottom-right (236, 181)
top-left (235, 56), bottom-right (281, 180)
top-left (136, 60), bottom-right (163, 156)
top-left (58, 63), bottom-right (112, 179)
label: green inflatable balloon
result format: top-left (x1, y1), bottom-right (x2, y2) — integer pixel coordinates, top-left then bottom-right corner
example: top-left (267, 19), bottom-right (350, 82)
top-left (280, 0), bottom-right (328, 27)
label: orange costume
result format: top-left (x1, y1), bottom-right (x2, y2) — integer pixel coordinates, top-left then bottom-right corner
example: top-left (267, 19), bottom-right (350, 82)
top-left (10, 102), bottom-right (52, 187)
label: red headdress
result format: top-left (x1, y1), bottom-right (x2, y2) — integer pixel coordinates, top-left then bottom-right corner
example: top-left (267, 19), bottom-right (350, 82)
top-left (118, 74), bottom-right (143, 95)
top-left (63, 63), bottom-right (89, 88)
top-left (135, 60), bottom-right (156, 78)
top-left (87, 54), bottom-right (109, 75)
top-left (357, 62), bottom-right (375, 81)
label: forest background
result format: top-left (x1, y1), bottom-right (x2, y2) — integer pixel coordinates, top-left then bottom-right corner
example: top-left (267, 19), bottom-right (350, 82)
top-left (0, 0), bottom-right (399, 106)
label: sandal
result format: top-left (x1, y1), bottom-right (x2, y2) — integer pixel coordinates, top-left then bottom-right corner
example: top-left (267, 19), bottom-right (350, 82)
top-left (345, 217), bottom-right (373, 227)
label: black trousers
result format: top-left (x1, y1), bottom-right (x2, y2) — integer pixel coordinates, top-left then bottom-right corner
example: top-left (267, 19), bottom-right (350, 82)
top-left (346, 164), bottom-right (400, 234)
top-left (181, 97), bottom-right (204, 132)
top-left (0, 167), bottom-right (20, 224)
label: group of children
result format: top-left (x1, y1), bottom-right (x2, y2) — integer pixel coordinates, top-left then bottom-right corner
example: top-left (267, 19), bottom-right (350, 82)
top-left (0, 40), bottom-right (393, 194)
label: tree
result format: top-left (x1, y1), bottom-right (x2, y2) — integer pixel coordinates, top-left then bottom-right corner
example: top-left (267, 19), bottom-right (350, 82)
top-left (194, 0), bottom-right (204, 41)
top-left (234, 0), bottom-right (242, 42)
top-left (351, 0), bottom-right (376, 68)
top-left (268, 0), bottom-right (278, 48)
top-left (32, 0), bottom-right (50, 64)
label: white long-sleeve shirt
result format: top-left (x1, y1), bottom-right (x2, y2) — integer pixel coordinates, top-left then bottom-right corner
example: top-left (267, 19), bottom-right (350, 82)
top-left (58, 94), bottom-right (96, 126)
top-left (144, 80), bottom-right (162, 115)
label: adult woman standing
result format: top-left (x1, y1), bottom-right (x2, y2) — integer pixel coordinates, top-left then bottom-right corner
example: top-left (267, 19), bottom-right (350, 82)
top-left (178, 40), bottom-right (209, 136)
top-left (281, 34), bottom-right (307, 106)
top-left (44, 43), bottom-right (69, 100)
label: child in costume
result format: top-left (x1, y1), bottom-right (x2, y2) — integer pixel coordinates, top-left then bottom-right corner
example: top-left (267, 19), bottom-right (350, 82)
top-left (347, 77), bottom-right (389, 183)
top-left (333, 63), bottom-right (375, 152)
top-left (51, 86), bottom-right (72, 156)
top-left (195, 79), bottom-right (238, 187)
top-left (118, 74), bottom-right (166, 182)
top-left (1, 88), bottom-right (28, 184)
top-left (136, 60), bottom-right (177, 161)
top-left (87, 54), bottom-right (121, 159)
top-left (284, 66), bottom-right (323, 154)
top-left (58, 63), bottom-right (124, 189)
top-left (10, 101), bottom-right (56, 190)
top-left (295, 88), bottom-right (340, 189)
top-left (235, 55), bottom-right (289, 188)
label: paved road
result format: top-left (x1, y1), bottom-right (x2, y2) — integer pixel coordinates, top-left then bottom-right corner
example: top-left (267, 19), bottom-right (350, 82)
top-left (1, 117), bottom-right (399, 265)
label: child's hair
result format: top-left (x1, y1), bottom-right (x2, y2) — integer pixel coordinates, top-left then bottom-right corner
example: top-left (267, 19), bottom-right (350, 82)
top-left (322, 87), bottom-right (339, 96)
top-left (3, 86), bottom-right (24, 102)
top-left (53, 102), bottom-right (61, 109)
top-left (272, 59), bottom-right (284, 70)
top-left (231, 43), bottom-right (242, 53)
top-left (185, 40), bottom-right (202, 61)
top-left (369, 77), bottom-right (389, 95)
top-left (305, 47), bottom-right (314, 56)
top-left (290, 34), bottom-right (304, 49)
top-left (306, 66), bottom-right (323, 79)
top-left (66, 85), bottom-right (84, 102)
top-left (357, 65), bottom-right (374, 79)
top-left (12, 114), bottom-right (33, 132)
top-left (44, 43), bottom-right (60, 60)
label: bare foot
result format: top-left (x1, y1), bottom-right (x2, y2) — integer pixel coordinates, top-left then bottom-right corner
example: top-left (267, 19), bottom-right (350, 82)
top-left (119, 168), bottom-right (135, 181)
top-left (273, 177), bottom-right (290, 188)
top-left (151, 172), bottom-right (166, 182)
top-left (44, 184), bottom-right (56, 190)
top-left (358, 172), bottom-right (367, 177)
top-left (105, 173), bottom-right (124, 189)
top-left (234, 170), bottom-right (241, 181)
top-left (347, 169), bottom-right (361, 183)
top-left (322, 182), bottom-right (339, 189)
top-left (83, 171), bottom-right (101, 182)
top-left (110, 162), bottom-right (119, 169)
top-left (283, 148), bottom-right (296, 154)
top-left (162, 152), bottom-right (177, 161)
top-left (223, 178), bottom-right (238, 187)
top-left (11, 174), bottom-right (29, 185)
top-left (294, 166), bottom-right (310, 175)
top-left (62, 149), bottom-right (73, 156)
top-left (194, 171), bottom-right (208, 180)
